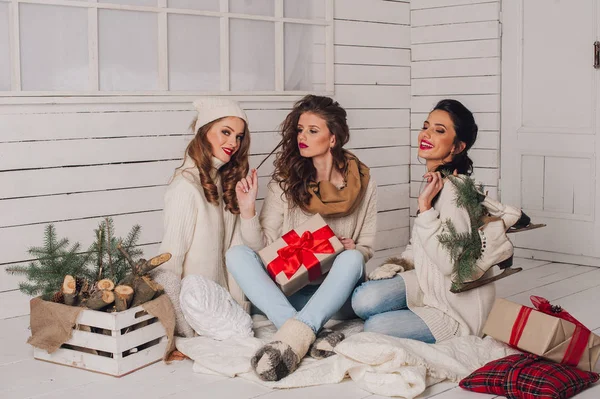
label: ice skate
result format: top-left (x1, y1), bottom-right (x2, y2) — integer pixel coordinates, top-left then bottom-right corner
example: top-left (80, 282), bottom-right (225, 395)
top-left (478, 193), bottom-right (546, 234)
top-left (506, 210), bottom-right (546, 234)
top-left (450, 217), bottom-right (522, 294)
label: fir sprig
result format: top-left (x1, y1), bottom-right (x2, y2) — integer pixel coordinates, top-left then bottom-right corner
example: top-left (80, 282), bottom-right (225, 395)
top-left (437, 174), bottom-right (486, 285)
top-left (6, 225), bottom-right (90, 300)
top-left (7, 218), bottom-right (144, 299)
top-left (85, 218), bottom-right (143, 284)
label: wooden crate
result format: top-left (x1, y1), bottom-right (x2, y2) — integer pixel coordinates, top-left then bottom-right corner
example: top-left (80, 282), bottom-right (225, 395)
top-left (33, 304), bottom-right (167, 377)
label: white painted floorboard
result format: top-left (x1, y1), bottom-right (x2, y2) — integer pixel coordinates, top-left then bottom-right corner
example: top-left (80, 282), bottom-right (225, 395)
top-left (1, 258), bottom-right (599, 399)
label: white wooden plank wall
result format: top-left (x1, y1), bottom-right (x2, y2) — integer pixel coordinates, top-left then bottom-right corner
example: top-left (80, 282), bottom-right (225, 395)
top-left (334, 0), bottom-right (411, 272)
top-left (0, 0), bottom-right (411, 319)
top-left (409, 0), bottom-right (501, 224)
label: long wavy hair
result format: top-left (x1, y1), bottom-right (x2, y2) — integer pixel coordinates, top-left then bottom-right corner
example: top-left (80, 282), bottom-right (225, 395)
top-left (273, 95), bottom-right (350, 210)
top-left (182, 117), bottom-right (250, 214)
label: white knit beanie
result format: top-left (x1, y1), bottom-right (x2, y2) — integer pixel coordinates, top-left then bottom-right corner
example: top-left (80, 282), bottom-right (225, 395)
top-left (192, 97), bottom-right (248, 134)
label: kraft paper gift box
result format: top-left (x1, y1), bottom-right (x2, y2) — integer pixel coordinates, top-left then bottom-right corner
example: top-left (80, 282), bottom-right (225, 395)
top-left (482, 296), bottom-right (600, 371)
top-left (258, 213), bottom-right (344, 296)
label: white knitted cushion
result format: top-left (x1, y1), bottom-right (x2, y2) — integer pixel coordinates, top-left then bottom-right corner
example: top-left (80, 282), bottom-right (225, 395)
top-left (180, 275), bottom-right (253, 340)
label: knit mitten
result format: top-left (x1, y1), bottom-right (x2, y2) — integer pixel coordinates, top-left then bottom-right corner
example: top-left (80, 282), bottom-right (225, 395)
top-left (308, 329), bottom-right (345, 359)
top-left (151, 269), bottom-right (195, 338)
top-left (251, 318), bottom-right (316, 381)
top-left (368, 257), bottom-right (414, 280)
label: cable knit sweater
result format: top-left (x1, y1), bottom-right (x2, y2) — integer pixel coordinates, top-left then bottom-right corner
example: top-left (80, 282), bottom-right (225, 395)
top-left (239, 179), bottom-right (378, 273)
top-left (154, 157), bottom-right (261, 335)
top-left (399, 177), bottom-right (496, 342)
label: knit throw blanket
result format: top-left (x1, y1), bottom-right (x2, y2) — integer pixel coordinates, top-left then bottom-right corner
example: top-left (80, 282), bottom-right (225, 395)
top-left (176, 316), bottom-right (517, 398)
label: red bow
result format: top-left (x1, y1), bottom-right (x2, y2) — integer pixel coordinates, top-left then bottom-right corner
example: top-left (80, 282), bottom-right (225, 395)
top-left (509, 295), bottom-right (590, 367)
top-left (266, 225), bottom-right (336, 282)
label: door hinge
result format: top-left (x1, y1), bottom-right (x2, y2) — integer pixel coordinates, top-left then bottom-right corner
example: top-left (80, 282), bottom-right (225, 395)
top-left (594, 41), bottom-right (600, 69)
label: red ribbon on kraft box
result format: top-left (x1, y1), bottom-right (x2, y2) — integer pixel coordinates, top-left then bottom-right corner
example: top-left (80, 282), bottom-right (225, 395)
top-left (509, 295), bottom-right (591, 367)
top-left (266, 225), bottom-right (336, 282)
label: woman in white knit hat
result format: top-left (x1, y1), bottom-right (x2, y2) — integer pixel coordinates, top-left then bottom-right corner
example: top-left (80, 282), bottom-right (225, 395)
top-left (152, 97), bottom-right (262, 339)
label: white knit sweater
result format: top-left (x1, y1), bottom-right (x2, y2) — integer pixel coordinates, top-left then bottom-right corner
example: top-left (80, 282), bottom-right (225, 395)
top-left (239, 179), bottom-right (378, 272)
top-left (400, 177), bottom-right (496, 342)
top-left (157, 157), bottom-right (260, 313)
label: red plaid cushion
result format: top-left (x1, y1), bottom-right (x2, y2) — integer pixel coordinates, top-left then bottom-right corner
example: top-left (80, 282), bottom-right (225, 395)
top-left (459, 353), bottom-right (599, 399)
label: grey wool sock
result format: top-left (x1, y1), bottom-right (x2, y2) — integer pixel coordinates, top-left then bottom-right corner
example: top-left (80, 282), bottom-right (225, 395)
top-left (251, 318), bottom-right (316, 381)
top-left (309, 329), bottom-right (345, 359)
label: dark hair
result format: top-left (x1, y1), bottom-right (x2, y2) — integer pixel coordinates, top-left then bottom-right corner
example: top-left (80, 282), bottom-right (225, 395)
top-left (182, 116), bottom-right (250, 214)
top-left (432, 99), bottom-right (478, 176)
top-left (273, 95), bottom-right (350, 210)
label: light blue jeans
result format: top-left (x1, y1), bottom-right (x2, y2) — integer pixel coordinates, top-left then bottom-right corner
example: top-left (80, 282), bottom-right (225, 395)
top-left (226, 245), bottom-right (364, 334)
top-left (351, 275), bottom-right (436, 343)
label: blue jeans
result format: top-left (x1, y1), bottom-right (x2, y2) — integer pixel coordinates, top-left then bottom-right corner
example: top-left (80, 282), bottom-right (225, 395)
top-left (351, 275), bottom-right (436, 343)
top-left (226, 245), bottom-right (364, 334)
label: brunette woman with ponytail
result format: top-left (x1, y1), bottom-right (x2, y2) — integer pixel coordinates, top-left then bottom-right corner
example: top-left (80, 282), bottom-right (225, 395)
top-left (352, 99), bottom-right (496, 345)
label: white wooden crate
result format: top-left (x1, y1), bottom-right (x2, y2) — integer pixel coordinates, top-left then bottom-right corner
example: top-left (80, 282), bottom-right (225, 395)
top-left (33, 304), bottom-right (167, 377)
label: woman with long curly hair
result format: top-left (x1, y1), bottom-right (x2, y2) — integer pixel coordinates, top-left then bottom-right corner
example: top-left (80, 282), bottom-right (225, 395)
top-left (152, 97), bottom-right (261, 338)
top-left (226, 95), bottom-right (377, 381)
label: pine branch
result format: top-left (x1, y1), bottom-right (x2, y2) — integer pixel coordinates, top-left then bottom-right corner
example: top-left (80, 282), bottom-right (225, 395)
top-left (18, 281), bottom-right (42, 297)
top-left (97, 226), bottom-right (104, 281)
top-left (123, 225), bottom-right (141, 249)
top-left (6, 224), bottom-right (90, 298)
top-left (437, 174), bottom-right (487, 284)
top-left (5, 264), bottom-right (30, 276)
top-left (105, 217), bottom-right (115, 280)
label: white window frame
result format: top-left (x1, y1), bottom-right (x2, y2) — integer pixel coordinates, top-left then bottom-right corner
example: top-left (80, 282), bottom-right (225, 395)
top-left (0, 0), bottom-right (334, 101)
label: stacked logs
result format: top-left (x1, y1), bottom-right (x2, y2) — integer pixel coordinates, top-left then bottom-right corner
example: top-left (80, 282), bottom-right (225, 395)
top-left (54, 247), bottom-right (171, 312)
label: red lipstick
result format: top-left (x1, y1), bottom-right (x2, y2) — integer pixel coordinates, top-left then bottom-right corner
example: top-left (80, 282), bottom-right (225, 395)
top-left (419, 139), bottom-right (434, 150)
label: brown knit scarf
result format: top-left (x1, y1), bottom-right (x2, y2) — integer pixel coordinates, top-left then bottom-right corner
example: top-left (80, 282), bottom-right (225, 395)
top-left (305, 154), bottom-right (370, 218)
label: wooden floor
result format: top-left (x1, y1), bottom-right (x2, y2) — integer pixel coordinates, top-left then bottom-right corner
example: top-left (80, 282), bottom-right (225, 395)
top-left (1, 258), bottom-right (599, 399)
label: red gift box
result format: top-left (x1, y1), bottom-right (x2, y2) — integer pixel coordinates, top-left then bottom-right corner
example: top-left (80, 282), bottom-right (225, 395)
top-left (258, 214), bottom-right (344, 296)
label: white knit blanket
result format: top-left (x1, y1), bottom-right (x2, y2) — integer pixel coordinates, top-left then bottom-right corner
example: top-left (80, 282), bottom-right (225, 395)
top-left (176, 316), bottom-right (517, 398)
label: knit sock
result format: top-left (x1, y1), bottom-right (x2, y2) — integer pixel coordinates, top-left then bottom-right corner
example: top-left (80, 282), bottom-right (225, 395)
top-left (308, 329), bottom-right (345, 359)
top-left (251, 318), bottom-right (316, 381)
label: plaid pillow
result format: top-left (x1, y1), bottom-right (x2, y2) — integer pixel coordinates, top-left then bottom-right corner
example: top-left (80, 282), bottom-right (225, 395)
top-left (459, 353), bottom-right (599, 399)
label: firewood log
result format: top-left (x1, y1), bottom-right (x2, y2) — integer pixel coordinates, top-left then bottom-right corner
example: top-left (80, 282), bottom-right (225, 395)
top-left (117, 245), bottom-right (171, 284)
top-left (114, 285), bottom-right (134, 312)
top-left (77, 279), bottom-right (90, 303)
top-left (86, 290), bottom-right (115, 310)
top-left (134, 253), bottom-right (172, 275)
top-left (96, 279), bottom-right (115, 291)
top-left (131, 276), bottom-right (160, 307)
top-left (62, 275), bottom-right (78, 306)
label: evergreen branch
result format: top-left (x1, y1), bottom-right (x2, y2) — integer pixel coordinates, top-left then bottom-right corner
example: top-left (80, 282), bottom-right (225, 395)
top-left (5, 265), bottom-right (30, 275)
top-left (18, 282), bottom-right (42, 297)
top-left (105, 217), bottom-right (115, 280)
top-left (96, 226), bottom-right (104, 281)
top-left (123, 225), bottom-right (141, 249)
top-left (437, 174), bottom-right (487, 284)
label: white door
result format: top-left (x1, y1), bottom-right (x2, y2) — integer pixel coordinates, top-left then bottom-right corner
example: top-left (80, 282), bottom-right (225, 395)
top-left (501, 0), bottom-right (600, 265)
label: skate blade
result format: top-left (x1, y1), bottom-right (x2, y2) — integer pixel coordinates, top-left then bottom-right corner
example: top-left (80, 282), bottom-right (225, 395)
top-left (507, 223), bottom-right (546, 234)
top-left (450, 267), bottom-right (523, 294)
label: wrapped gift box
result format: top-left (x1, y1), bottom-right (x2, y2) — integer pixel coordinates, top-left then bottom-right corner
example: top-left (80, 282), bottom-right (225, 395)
top-left (258, 214), bottom-right (344, 296)
top-left (482, 296), bottom-right (600, 371)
